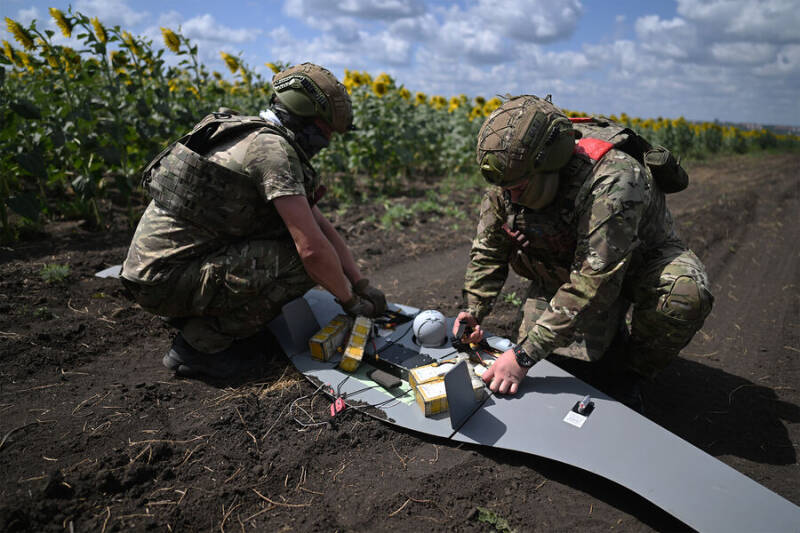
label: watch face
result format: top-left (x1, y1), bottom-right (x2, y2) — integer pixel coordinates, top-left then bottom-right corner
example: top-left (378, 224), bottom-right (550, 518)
top-left (513, 345), bottom-right (534, 368)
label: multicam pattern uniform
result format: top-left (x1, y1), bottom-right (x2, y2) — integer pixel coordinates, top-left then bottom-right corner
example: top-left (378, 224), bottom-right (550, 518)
top-left (464, 148), bottom-right (713, 378)
top-left (122, 117), bottom-right (319, 353)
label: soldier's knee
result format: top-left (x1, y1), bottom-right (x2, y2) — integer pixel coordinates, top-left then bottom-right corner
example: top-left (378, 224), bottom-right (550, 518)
top-left (659, 275), bottom-right (713, 326)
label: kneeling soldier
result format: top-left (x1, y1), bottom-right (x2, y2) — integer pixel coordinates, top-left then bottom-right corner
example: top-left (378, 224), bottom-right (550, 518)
top-left (122, 63), bottom-right (386, 378)
top-left (454, 95), bottom-right (713, 410)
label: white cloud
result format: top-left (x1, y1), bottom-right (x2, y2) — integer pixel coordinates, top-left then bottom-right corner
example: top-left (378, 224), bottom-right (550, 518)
top-left (516, 44), bottom-right (591, 77)
top-left (285, 0), bottom-right (426, 21)
top-left (387, 13), bottom-right (438, 40)
top-left (181, 14), bottom-right (261, 44)
top-left (74, 0), bottom-right (148, 28)
top-left (475, 0), bottom-right (583, 43)
top-left (438, 16), bottom-right (509, 64)
top-left (635, 15), bottom-right (698, 59)
top-left (711, 41), bottom-right (777, 63)
top-left (755, 44), bottom-right (800, 75)
top-left (16, 7), bottom-right (39, 25)
top-left (676, 0), bottom-right (800, 43)
top-left (269, 24), bottom-right (413, 70)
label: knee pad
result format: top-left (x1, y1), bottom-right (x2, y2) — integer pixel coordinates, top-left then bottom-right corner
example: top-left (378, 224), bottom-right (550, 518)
top-left (659, 275), bottom-right (712, 324)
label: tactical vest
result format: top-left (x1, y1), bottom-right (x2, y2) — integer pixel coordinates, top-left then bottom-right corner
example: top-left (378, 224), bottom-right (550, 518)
top-left (141, 112), bottom-right (319, 237)
top-left (502, 117), bottom-right (688, 286)
top-left (503, 161), bottom-right (591, 291)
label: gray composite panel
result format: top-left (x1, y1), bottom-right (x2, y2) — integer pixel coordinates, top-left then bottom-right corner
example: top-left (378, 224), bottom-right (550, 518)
top-left (267, 290), bottom-right (800, 533)
top-left (94, 267), bottom-right (800, 530)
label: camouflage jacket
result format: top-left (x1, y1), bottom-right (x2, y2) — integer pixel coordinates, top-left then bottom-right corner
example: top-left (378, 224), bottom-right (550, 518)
top-left (463, 147), bottom-right (684, 361)
top-left (122, 116), bottom-right (318, 285)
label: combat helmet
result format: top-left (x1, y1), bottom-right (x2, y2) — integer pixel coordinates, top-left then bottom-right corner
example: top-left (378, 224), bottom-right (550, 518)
top-left (476, 95), bottom-right (575, 209)
top-left (272, 63), bottom-right (353, 133)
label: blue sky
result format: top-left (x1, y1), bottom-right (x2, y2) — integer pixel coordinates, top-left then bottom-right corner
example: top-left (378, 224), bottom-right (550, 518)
top-left (3, 0), bottom-right (799, 125)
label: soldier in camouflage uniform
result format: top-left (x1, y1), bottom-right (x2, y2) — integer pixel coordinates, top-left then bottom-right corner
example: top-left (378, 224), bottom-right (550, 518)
top-left (454, 95), bottom-right (713, 407)
top-left (122, 63), bottom-right (386, 378)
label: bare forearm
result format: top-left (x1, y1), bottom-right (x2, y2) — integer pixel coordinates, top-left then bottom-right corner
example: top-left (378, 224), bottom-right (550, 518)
top-left (299, 239), bottom-right (353, 302)
top-left (313, 206), bottom-right (363, 283)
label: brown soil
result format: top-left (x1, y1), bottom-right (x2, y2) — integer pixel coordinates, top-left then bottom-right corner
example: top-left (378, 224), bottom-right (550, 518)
top-left (1, 152), bottom-right (798, 532)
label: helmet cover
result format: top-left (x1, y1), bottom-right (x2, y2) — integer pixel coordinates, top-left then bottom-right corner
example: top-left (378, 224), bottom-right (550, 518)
top-left (476, 95), bottom-right (574, 187)
top-left (272, 63), bottom-right (353, 133)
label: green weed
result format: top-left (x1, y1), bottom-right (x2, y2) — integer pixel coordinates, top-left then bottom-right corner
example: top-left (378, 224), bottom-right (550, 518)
top-left (475, 507), bottom-right (516, 533)
top-left (502, 291), bottom-right (522, 306)
top-left (40, 263), bottom-right (70, 283)
top-left (34, 306), bottom-right (54, 319)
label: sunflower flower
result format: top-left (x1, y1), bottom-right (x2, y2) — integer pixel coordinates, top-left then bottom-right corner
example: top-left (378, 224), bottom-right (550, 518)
top-left (91, 17), bottom-right (107, 44)
top-left (372, 79), bottom-right (388, 97)
top-left (265, 62), bottom-right (280, 74)
top-left (483, 97), bottom-right (502, 116)
top-left (348, 70), bottom-right (364, 87)
top-left (448, 96), bottom-right (461, 113)
top-left (429, 95), bottom-right (447, 110)
top-left (375, 72), bottom-right (392, 86)
top-left (17, 50), bottom-right (34, 73)
top-left (122, 32), bottom-right (142, 57)
top-left (414, 92), bottom-right (427, 106)
top-left (161, 27), bottom-right (181, 53)
top-left (468, 106), bottom-right (482, 121)
top-left (398, 87), bottom-right (411, 100)
top-left (5, 17), bottom-right (35, 51)
top-left (2, 39), bottom-right (15, 62)
top-left (49, 8), bottom-right (72, 38)
top-left (220, 51), bottom-right (239, 74)
top-left (110, 50), bottom-right (128, 68)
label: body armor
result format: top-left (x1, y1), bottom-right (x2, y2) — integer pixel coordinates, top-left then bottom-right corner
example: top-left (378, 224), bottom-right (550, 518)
top-left (141, 112), bottom-right (318, 237)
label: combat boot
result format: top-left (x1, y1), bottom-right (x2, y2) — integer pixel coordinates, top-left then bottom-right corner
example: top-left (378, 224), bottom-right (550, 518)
top-left (162, 334), bottom-right (264, 379)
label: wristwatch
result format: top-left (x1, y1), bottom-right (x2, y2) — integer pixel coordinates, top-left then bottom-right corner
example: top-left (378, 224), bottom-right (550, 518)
top-left (513, 344), bottom-right (536, 368)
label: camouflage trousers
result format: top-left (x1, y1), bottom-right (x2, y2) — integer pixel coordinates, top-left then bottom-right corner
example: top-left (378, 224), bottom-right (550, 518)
top-left (123, 239), bottom-right (315, 353)
top-left (517, 248), bottom-right (713, 379)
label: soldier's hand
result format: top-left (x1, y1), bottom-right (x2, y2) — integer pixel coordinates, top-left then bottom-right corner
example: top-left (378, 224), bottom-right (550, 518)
top-left (453, 311), bottom-right (484, 344)
top-left (353, 279), bottom-right (387, 315)
top-left (482, 349), bottom-right (528, 395)
top-left (340, 293), bottom-right (377, 318)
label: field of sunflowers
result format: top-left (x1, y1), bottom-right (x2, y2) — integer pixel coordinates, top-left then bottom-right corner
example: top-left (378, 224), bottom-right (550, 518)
top-left (2, 8), bottom-right (798, 242)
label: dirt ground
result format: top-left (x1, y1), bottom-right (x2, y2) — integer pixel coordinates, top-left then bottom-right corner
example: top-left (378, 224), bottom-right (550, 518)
top-left (1, 152), bottom-right (798, 532)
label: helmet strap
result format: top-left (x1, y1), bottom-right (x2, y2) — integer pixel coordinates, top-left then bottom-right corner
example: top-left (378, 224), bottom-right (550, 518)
top-left (271, 101), bottom-right (330, 158)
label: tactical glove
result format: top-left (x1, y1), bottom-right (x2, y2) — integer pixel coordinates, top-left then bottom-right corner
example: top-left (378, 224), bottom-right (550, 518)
top-left (340, 293), bottom-right (377, 318)
top-left (353, 278), bottom-right (387, 315)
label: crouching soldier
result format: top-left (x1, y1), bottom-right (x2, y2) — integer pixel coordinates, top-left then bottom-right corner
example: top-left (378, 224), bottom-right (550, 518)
top-left (454, 95), bottom-right (713, 410)
top-left (122, 63), bottom-right (386, 378)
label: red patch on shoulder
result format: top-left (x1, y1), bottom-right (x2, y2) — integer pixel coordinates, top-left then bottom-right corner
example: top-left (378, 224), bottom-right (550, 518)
top-left (575, 138), bottom-right (614, 161)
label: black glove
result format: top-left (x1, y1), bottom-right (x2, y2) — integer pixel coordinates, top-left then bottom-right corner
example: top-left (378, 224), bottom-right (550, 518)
top-left (353, 278), bottom-right (387, 315)
top-left (340, 293), bottom-right (377, 318)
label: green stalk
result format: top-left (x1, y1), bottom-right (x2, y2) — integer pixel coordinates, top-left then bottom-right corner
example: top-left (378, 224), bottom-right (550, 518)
top-left (31, 28), bottom-right (77, 111)
top-left (0, 170), bottom-right (11, 242)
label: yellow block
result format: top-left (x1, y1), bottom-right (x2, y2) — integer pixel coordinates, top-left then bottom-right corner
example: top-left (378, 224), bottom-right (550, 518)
top-left (309, 314), bottom-right (352, 361)
top-left (408, 361), bottom-right (453, 389)
top-left (339, 316), bottom-right (373, 373)
top-left (414, 376), bottom-right (486, 417)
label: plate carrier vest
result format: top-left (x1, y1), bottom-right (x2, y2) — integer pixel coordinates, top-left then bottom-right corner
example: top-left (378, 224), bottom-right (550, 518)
top-left (141, 112), bottom-right (319, 237)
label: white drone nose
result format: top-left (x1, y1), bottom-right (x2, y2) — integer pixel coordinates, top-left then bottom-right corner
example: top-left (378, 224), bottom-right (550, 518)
top-left (412, 310), bottom-right (447, 348)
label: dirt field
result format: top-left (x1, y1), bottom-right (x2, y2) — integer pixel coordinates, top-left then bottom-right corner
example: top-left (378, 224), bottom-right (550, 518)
top-left (1, 152), bottom-right (798, 532)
